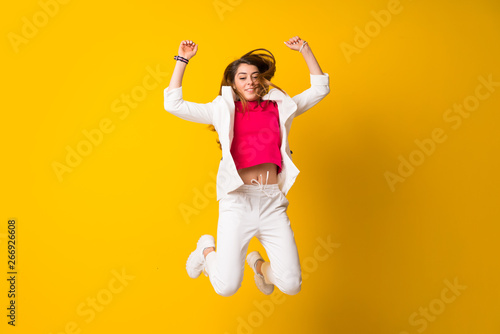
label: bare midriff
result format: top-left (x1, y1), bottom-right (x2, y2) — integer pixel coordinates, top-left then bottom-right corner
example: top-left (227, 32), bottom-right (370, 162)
top-left (237, 162), bottom-right (278, 185)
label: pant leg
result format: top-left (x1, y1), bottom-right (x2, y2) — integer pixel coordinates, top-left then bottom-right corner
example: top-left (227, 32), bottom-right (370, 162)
top-left (257, 191), bottom-right (302, 295)
top-left (205, 190), bottom-right (258, 297)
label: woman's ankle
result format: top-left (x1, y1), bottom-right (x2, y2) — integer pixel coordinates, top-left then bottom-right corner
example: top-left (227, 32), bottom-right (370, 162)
top-left (255, 259), bottom-right (264, 275)
top-left (203, 247), bottom-right (215, 258)
top-left (260, 261), bottom-right (272, 285)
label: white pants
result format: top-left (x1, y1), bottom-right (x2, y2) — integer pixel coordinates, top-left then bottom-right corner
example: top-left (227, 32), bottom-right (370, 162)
top-left (205, 183), bottom-right (302, 296)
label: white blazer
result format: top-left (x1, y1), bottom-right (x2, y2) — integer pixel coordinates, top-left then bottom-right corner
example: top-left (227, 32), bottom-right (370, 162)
top-left (163, 73), bottom-right (330, 201)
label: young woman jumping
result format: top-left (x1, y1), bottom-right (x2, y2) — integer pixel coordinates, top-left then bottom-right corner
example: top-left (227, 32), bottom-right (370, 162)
top-left (164, 36), bottom-right (330, 296)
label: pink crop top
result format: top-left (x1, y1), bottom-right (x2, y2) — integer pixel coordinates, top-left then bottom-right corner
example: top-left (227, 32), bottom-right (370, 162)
top-left (230, 100), bottom-right (282, 173)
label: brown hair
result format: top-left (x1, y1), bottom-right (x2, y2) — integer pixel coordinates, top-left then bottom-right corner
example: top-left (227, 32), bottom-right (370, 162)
top-left (208, 49), bottom-right (285, 150)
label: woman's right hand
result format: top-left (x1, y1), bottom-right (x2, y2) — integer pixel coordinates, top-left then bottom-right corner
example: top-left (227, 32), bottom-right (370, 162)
top-left (178, 40), bottom-right (198, 60)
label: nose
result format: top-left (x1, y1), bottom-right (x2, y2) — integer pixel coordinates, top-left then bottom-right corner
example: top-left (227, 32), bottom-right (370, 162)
top-left (247, 77), bottom-right (256, 86)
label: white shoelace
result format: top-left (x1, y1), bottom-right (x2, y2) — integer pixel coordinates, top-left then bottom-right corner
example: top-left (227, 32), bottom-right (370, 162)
top-left (251, 170), bottom-right (273, 198)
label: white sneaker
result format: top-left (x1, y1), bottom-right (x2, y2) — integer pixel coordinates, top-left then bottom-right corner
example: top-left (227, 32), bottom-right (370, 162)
top-left (186, 235), bottom-right (215, 279)
top-left (246, 251), bottom-right (274, 295)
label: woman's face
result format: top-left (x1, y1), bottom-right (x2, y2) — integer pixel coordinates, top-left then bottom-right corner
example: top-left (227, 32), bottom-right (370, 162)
top-left (233, 63), bottom-right (260, 101)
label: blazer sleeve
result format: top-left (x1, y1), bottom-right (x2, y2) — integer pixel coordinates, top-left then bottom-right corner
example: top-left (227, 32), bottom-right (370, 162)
top-left (163, 86), bottom-right (216, 125)
top-left (291, 73), bottom-right (330, 117)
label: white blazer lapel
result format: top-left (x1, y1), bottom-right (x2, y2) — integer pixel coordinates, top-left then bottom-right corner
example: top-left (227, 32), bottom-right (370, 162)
top-left (221, 86), bottom-right (235, 152)
top-left (263, 88), bottom-right (297, 124)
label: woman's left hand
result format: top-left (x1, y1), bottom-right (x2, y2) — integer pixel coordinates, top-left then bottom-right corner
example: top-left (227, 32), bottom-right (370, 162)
top-left (284, 36), bottom-right (307, 51)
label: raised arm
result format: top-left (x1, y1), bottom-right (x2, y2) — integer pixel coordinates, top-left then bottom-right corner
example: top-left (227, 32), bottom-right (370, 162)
top-left (166, 40), bottom-right (198, 92)
top-left (164, 40), bottom-right (215, 125)
top-left (284, 36), bottom-right (330, 117)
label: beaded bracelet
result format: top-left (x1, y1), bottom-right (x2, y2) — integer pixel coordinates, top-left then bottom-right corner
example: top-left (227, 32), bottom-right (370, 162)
top-left (174, 55), bottom-right (189, 64)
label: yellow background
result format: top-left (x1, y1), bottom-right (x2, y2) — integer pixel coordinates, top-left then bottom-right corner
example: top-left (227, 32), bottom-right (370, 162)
top-left (2, 0), bottom-right (500, 333)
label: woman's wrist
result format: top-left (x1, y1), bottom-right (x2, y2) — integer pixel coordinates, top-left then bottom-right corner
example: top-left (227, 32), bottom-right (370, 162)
top-left (179, 54), bottom-right (193, 60)
top-left (174, 55), bottom-right (190, 64)
top-left (299, 42), bottom-right (311, 54)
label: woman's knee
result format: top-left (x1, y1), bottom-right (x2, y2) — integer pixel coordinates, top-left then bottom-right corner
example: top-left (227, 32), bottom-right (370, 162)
top-left (213, 281), bottom-right (241, 297)
top-left (278, 275), bottom-right (302, 295)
